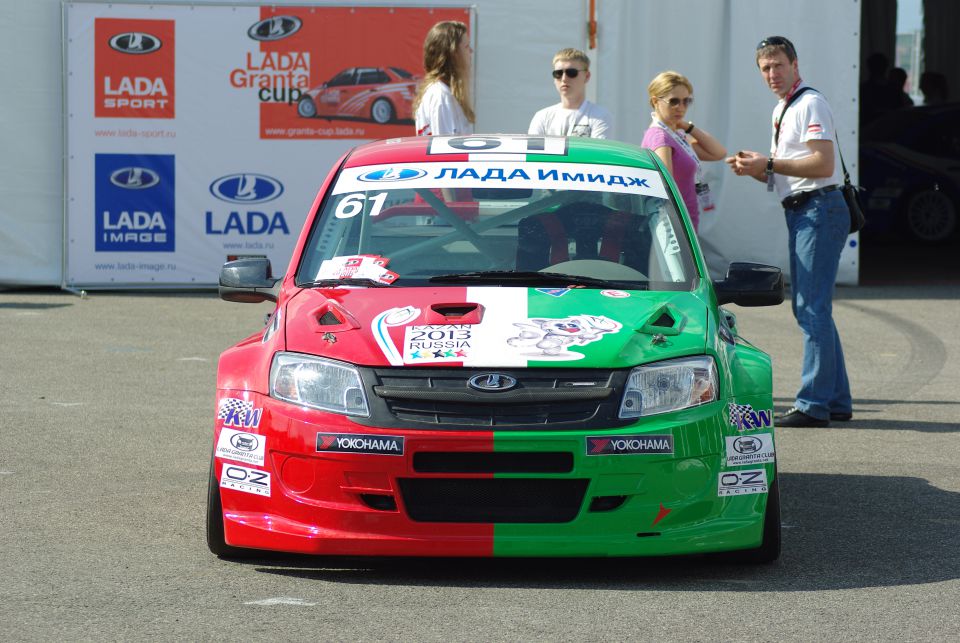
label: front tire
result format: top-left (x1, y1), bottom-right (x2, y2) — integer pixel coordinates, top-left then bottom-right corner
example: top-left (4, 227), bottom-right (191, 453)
top-left (904, 188), bottom-right (957, 243)
top-left (734, 474), bottom-right (781, 564)
top-left (206, 455), bottom-right (250, 558)
top-left (297, 96), bottom-right (317, 118)
top-left (370, 98), bottom-right (395, 124)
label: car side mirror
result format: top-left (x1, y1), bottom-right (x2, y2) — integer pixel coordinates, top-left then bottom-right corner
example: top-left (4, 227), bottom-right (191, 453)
top-left (713, 262), bottom-right (784, 307)
top-left (219, 258), bottom-right (280, 303)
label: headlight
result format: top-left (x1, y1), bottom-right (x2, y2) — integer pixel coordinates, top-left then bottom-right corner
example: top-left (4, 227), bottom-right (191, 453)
top-left (270, 352), bottom-right (369, 417)
top-left (619, 356), bottom-right (718, 418)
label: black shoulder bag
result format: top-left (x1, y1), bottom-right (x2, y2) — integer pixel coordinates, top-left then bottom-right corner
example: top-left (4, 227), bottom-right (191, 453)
top-left (776, 87), bottom-right (866, 233)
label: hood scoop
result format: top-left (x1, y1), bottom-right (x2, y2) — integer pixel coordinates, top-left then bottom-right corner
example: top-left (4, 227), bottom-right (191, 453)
top-left (421, 302), bottom-right (485, 325)
top-left (313, 303), bottom-right (360, 333)
top-left (638, 304), bottom-right (685, 336)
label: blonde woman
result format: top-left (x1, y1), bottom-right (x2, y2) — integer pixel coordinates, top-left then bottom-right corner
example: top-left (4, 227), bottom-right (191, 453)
top-left (641, 71), bottom-right (726, 231)
top-left (414, 21), bottom-right (475, 136)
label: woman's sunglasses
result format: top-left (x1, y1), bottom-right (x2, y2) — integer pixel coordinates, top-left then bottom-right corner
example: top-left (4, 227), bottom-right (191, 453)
top-left (552, 68), bottom-right (583, 79)
top-left (658, 96), bottom-right (694, 107)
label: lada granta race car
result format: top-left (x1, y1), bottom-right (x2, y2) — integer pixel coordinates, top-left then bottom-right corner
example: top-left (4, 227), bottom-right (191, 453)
top-left (207, 135), bottom-right (785, 562)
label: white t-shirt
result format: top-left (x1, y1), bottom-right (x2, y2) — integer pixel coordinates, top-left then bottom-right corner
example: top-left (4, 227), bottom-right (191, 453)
top-left (527, 100), bottom-right (613, 139)
top-left (770, 85), bottom-right (842, 200)
top-left (415, 81), bottom-right (473, 136)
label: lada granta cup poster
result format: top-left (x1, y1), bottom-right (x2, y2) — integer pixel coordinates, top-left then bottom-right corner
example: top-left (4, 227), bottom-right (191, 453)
top-left (65, 3), bottom-right (471, 286)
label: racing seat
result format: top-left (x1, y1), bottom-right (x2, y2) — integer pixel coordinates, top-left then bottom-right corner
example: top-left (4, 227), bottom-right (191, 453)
top-left (515, 201), bottom-right (651, 272)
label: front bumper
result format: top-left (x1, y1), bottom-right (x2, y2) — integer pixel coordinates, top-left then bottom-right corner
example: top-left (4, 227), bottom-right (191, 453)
top-left (214, 392), bottom-right (773, 557)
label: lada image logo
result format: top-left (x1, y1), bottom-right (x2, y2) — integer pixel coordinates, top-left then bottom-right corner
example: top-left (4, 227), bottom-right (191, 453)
top-left (109, 167), bottom-right (160, 190)
top-left (316, 433), bottom-right (404, 456)
top-left (586, 435), bottom-right (674, 455)
top-left (358, 168), bottom-right (428, 182)
top-left (247, 16), bottom-right (302, 41)
top-left (216, 427), bottom-right (265, 466)
top-left (725, 433), bottom-right (775, 467)
top-left (733, 436), bottom-right (762, 454)
top-left (96, 18), bottom-right (174, 118)
top-left (95, 153), bottom-right (174, 252)
top-left (108, 32), bottom-right (162, 54)
top-left (209, 174), bottom-right (284, 204)
top-left (230, 433), bottom-right (259, 451)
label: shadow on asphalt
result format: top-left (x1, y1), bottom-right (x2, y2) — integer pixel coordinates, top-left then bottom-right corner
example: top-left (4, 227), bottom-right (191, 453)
top-left (772, 397), bottom-right (960, 432)
top-left (0, 302), bottom-right (73, 310)
top-left (239, 472), bottom-right (960, 591)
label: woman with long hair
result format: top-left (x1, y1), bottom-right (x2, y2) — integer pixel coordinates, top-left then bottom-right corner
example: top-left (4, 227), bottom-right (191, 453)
top-left (414, 21), bottom-right (475, 136)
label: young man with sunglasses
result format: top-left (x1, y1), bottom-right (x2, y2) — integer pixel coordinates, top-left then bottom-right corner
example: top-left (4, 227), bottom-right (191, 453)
top-left (726, 36), bottom-right (853, 428)
top-left (528, 48), bottom-right (613, 138)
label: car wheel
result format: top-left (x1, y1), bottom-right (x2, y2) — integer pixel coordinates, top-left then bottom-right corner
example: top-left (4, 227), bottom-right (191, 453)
top-left (296, 96), bottom-right (317, 118)
top-left (732, 474), bottom-right (781, 564)
top-left (205, 455), bottom-right (251, 558)
top-left (904, 188), bottom-right (957, 243)
top-left (371, 98), bottom-right (395, 124)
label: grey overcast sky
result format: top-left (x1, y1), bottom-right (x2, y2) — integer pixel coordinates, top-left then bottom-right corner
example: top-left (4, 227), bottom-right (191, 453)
top-left (897, 0), bottom-right (923, 32)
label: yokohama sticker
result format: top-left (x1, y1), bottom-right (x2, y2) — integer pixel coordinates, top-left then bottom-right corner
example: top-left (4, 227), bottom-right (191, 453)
top-left (216, 427), bottom-right (265, 466)
top-left (586, 435), bottom-right (674, 455)
top-left (717, 469), bottom-right (768, 496)
top-left (316, 433), bottom-right (404, 455)
top-left (725, 433), bottom-right (775, 467)
top-left (220, 464), bottom-right (271, 497)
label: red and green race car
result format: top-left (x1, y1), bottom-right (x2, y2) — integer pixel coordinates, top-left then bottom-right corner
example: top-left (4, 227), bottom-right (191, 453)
top-left (207, 134), bottom-right (785, 561)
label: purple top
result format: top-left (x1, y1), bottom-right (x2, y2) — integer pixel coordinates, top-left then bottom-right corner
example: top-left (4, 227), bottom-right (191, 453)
top-left (641, 126), bottom-right (700, 229)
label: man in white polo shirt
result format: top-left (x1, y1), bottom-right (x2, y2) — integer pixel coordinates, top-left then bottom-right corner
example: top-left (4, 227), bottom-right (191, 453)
top-left (528, 48), bottom-right (613, 139)
top-left (726, 36), bottom-right (852, 428)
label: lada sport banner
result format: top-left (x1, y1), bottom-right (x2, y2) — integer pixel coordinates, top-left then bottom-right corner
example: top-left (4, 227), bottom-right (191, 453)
top-left (64, 2), bottom-right (472, 287)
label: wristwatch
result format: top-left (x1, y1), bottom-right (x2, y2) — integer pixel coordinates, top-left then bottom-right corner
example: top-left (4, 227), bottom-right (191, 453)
top-left (765, 157), bottom-right (774, 176)
top-left (684, 122), bottom-right (695, 134)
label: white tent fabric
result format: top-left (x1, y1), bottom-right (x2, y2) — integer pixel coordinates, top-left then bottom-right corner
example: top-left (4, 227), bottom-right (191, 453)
top-left (0, 0), bottom-right (859, 286)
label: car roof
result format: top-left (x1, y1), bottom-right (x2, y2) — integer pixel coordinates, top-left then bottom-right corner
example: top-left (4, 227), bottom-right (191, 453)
top-left (343, 135), bottom-right (661, 170)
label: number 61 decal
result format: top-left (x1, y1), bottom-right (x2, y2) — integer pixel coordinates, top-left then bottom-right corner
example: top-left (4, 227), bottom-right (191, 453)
top-left (428, 135), bottom-right (568, 156)
top-left (335, 192), bottom-right (388, 219)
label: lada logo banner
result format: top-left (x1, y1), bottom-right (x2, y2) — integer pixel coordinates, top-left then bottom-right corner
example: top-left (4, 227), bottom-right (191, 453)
top-left (65, 3), bottom-right (473, 287)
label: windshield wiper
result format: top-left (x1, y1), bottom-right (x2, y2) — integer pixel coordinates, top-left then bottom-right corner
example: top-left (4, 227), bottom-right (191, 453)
top-left (428, 271), bottom-right (636, 289)
top-left (300, 278), bottom-right (392, 288)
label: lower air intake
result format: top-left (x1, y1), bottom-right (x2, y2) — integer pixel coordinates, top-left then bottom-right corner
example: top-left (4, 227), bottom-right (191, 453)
top-left (398, 478), bottom-right (588, 523)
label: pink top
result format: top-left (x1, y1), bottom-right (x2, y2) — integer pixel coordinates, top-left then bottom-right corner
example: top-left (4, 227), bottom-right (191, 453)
top-left (641, 126), bottom-right (700, 229)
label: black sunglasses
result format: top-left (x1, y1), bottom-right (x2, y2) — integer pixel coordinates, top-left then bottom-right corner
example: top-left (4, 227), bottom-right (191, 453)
top-left (659, 96), bottom-right (694, 107)
top-left (757, 36), bottom-right (796, 58)
top-left (552, 68), bottom-right (583, 79)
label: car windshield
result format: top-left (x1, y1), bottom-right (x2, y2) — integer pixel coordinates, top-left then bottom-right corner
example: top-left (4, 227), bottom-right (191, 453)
top-left (296, 159), bottom-right (699, 291)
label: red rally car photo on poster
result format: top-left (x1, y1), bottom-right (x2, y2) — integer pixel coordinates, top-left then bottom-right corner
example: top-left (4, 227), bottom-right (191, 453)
top-left (296, 66), bottom-right (418, 125)
top-left (207, 135), bottom-right (786, 562)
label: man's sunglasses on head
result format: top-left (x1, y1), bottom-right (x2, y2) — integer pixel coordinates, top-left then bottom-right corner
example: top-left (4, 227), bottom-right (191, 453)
top-left (757, 36), bottom-right (796, 58)
top-left (552, 68), bottom-right (583, 79)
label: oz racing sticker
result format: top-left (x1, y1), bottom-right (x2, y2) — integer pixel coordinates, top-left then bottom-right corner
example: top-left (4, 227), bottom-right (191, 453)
top-left (316, 433), bottom-right (404, 456)
top-left (216, 427), bottom-right (265, 466)
top-left (717, 469), bottom-right (768, 497)
top-left (220, 464), bottom-right (270, 497)
top-left (725, 433), bottom-right (775, 467)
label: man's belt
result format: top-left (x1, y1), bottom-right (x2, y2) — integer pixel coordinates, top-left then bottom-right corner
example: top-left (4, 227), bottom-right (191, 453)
top-left (781, 185), bottom-right (840, 210)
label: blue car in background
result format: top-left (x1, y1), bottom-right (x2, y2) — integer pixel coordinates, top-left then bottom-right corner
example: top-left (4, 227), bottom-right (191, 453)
top-left (860, 103), bottom-right (960, 243)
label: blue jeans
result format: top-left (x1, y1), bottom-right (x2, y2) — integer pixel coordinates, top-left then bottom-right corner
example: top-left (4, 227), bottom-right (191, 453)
top-left (784, 190), bottom-right (852, 420)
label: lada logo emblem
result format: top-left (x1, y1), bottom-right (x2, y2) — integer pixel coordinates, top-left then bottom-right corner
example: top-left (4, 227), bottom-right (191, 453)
top-left (468, 373), bottom-right (517, 392)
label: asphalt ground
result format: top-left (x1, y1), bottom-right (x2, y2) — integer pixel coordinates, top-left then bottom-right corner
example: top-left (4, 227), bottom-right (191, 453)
top-left (1, 285), bottom-right (958, 641)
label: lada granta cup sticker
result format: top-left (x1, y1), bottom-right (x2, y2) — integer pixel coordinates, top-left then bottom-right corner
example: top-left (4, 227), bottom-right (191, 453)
top-left (586, 435), bottom-right (674, 455)
top-left (216, 427), bottom-right (265, 466)
top-left (220, 464), bottom-right (271, 497)
top-left (728, 401), bottom-right (774, 432)
top-left (316, 433), bottom-right (404, 456)
top-left (725, 433), bottom-right (775, 467)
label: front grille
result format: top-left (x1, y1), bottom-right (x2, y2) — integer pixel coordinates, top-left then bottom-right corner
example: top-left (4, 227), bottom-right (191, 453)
top-left (413, 451), bottom-right (573, 473)
top-left (398, 478), bottom-right (588, 523)
top-left (355, 367), bottom-right (632, 430)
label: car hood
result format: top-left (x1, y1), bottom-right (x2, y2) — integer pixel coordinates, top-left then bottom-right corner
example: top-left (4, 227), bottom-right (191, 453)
top-left (284, 286), bottom-right (709, 368)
